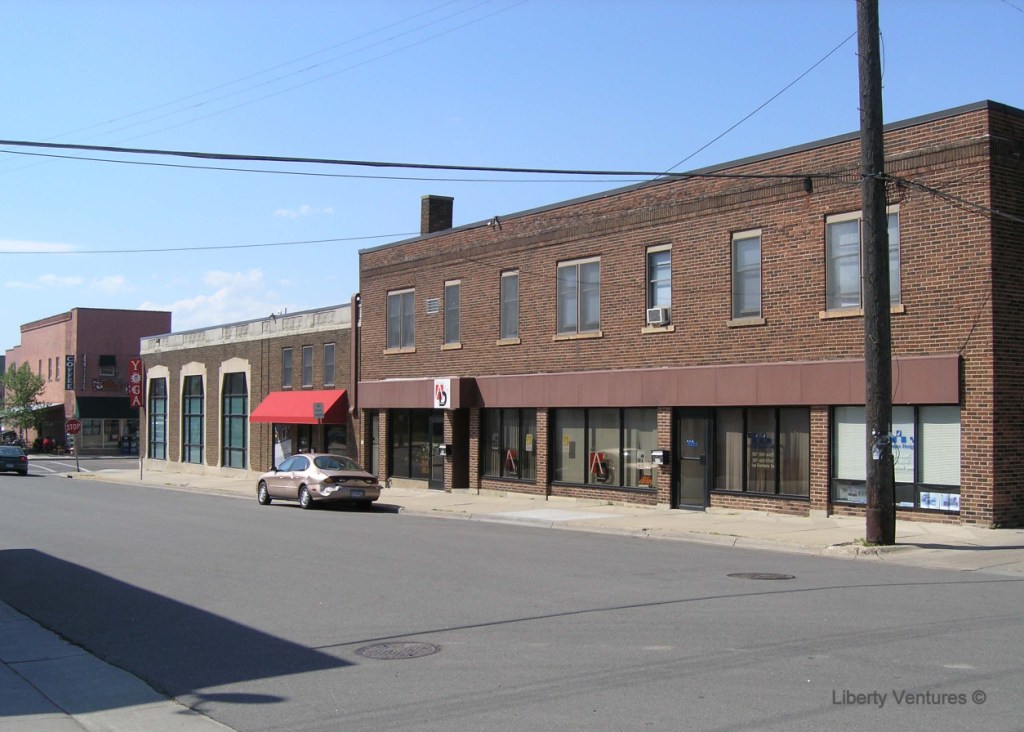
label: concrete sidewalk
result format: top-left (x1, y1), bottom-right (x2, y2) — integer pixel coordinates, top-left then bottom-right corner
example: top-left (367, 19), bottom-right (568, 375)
top-left (0, 601), bottom-right (231, 731)
top-left (6, 459), bottom-right (1024, 731)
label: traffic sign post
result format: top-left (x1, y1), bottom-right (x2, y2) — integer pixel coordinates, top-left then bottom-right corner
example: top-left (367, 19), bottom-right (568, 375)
top-left (65, 419), bottom-right (82, 472)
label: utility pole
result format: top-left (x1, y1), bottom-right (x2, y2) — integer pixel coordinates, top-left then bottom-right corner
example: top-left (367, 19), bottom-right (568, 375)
top-left (858, 0), bottom-right (896, 544)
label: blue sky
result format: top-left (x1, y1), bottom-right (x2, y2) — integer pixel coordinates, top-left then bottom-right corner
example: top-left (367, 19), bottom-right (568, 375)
top-left (2, 0), bottom-right (1022, 350)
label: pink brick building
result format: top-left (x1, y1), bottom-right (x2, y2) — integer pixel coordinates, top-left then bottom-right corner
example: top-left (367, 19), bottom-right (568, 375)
top-left (5, 308), bottom-right (172, 453)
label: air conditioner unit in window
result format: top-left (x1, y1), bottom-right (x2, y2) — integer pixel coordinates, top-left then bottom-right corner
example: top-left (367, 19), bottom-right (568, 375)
top-left (646, 307), bottom-right (670, 326)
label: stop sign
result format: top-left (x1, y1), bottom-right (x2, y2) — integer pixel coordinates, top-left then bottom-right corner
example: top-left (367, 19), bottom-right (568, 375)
top-left (65, 419), bottom-right (82, 435)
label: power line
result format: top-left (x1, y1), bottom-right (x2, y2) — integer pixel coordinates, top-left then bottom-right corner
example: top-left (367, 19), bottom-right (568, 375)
top-left (889, 174), bottom-right (1024, 225)
top-left (104, 0), bottom-right (531, 146)
top-left (0, 233), bottom-right (417, 256)
top-left (0, 138), bottom-right (833, 182)
top-left (45, 0), bottom-right (473, 144)
top-left (665, 30), bottom-right (858, 173)
top-left (0, 149), bottom-right (647, 184)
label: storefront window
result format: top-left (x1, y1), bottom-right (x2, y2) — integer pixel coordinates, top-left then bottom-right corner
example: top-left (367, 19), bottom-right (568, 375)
top-left (716, 407), bottom-right (809, 497)
top-left (481, 409), bottom-right (536, 481)
top-left (831, 406), bottom-right (960, 510)
top-left (552, 408), bottom-right (657, 490)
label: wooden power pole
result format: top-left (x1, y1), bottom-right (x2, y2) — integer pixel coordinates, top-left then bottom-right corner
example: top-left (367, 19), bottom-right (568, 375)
top-left (858, 0), bottom-right (896, 544)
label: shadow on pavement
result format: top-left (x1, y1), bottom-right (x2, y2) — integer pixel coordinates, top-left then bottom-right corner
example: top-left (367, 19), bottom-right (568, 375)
top-left (0, 548), bottom-right (350, 714)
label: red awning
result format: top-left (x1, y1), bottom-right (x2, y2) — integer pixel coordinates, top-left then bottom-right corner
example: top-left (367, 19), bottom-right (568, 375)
top-left (249, 389), bottom-right (348, 425)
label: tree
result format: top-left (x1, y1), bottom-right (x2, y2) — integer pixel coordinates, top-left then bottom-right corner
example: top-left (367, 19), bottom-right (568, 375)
top-left (0, 363), bottom-right (46, 438)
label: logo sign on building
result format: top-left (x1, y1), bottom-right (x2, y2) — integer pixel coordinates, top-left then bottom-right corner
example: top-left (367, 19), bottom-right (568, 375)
top-left (128, 358), bottom-right (144, 409)
top-left (433, 379), bottom-right (451, 409)
top-left (64, 355), bottom-right (75, 391)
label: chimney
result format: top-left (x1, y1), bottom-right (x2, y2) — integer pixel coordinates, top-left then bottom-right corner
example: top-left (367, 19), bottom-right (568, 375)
top-left (420, 195), bottom-right (454, 234)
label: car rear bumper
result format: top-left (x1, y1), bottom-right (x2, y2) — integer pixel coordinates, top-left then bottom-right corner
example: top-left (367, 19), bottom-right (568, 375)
top-left (312, 484), bottom-right (381, 502)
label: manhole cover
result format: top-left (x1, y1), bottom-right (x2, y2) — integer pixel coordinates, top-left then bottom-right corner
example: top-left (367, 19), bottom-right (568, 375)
top-left (356, 642), bottom-right (441, 660)
top-left (727, 572), bottom-right (795, 581)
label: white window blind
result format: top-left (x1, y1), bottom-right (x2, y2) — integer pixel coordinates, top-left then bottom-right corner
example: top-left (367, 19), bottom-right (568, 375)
top-left (834, 407), bottom-right (866, 481)
top-left (920, 406), bottom-right (961, 486)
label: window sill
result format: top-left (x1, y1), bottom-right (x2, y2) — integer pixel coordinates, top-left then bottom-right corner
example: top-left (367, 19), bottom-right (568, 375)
top-left (819, 304), bottom-right (905, 320)
top-left (384, 347), bottom-right (416, 355)
top-left (441, 343), bottom-right (462, 351)
top-left (496, 337), bottom-right (521, 346)
top-left (553, 330), bottom-right (603, 342)
top-left (710, 490), bottom-right (810, 501)
top-left (726, 316), bottom-right (766, 328)
top-left (641, 324), bottom-right (675, 334)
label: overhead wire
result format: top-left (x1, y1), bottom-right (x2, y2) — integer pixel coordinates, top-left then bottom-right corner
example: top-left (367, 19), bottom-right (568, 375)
top-left (664, 30), bottom-right (858, 173)
top-left (0, 233), bottom-right (418, 256)
top-left (0, 138), bottom-right (839, 182)
top-left (47, 0), bottom-right (470, 142)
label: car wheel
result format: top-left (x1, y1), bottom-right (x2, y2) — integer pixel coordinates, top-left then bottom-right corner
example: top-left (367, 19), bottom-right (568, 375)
top-left (257, 481), bottom-right (271, 505)
top-left (298, 485), bottom-right (314, 510)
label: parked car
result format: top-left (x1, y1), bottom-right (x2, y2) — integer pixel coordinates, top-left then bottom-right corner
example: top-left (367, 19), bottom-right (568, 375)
top-left (256, 453), bottom-right (381, 509)
top-left (0, 445), bottom-right (29, 476)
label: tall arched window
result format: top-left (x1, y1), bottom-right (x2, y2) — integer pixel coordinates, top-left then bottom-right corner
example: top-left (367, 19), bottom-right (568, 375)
top-left (222, 373), bottom-right (248, 469)
top-left (182, 376), bottom-right (204, 464)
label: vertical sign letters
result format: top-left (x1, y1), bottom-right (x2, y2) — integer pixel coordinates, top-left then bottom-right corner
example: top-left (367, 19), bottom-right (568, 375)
top-left (128, 358), bottom-right (144, 408)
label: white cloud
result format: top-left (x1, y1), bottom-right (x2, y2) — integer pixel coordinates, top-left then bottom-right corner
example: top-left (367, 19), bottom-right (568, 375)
top-left (5, 273), bottom-right (84, 289)
top-left (0, 239), bottom-right (76, 253)
top-left (273, 204), bottom-right (334, 219)
top-left (139, 268), bottom-right (303, 331)
top-left (92, 275), bottom-right (131, 294)
top-left (40, 274), bottom-right (86, 287)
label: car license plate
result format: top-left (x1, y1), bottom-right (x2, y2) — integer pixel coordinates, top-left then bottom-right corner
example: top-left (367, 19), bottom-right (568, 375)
top-left (350, 489), bottom-right (364, 498)
top-left (3, 463), bottom-right (13, 469)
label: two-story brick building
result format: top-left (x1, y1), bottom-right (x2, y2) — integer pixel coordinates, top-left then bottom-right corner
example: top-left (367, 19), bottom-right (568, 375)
top-left (355, 100), bottom-right (1024, 527)
top-left (4, 308), bottom-right (172, 453)
top-left (140, 304), bottom-right (355, 477)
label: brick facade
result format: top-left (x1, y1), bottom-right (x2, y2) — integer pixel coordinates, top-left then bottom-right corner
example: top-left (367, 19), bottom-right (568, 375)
top-left (141, 306), bottom-right (354, 478)
top-left (357, 101), bottom-right (1024, 527)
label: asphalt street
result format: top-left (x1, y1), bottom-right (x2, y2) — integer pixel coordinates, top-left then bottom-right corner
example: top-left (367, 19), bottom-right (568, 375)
top-left (2, 472), bottom-right (1023, 731)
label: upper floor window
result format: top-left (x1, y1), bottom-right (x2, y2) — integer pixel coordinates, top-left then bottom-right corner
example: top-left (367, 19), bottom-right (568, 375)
top-left (500, 271), bottom-right (519, 340)
top-left (825, 208), bottom-right (900, 311)
top-left (557, 258), bottom-right (600, 335)
top-left (444, 280), bottom-right (461, 346)
top-left (301, 345), bottom-right (313, 388)
top-left (732, 230), bottom-right (762, 319)
top-left (647, 246), bottom-right (671, 320)
top-left (387, 289), bottom-right (415, 350)
top-left (99, 355), bottom-right (117, 376)
top-left (281, 348), bottom-right (293, 389)
top-left (324, 343), bottom-right (335, 387)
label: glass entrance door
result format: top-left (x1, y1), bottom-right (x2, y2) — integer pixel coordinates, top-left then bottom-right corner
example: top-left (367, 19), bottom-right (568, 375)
top-left (676, 409), bottom-right (711, 508)
top-left (428, 413), bottom-right (445, 490)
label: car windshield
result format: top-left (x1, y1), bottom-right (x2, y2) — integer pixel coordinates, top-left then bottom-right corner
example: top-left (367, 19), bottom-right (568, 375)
top-left (0, 446), bottom-right (23, 457)
top-left (314, 455), bottom-right (360, 471)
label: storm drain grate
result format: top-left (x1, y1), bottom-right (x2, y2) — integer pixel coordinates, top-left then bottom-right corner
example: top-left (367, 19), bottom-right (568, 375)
top-left (727, 572), bottom-right (795, 581)
top-left (356, 642), bottom-right (441, 660)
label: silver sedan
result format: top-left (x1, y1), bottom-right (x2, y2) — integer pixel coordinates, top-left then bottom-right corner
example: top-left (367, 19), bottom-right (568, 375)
top-left (256, 453), bottom-right (381, 510)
